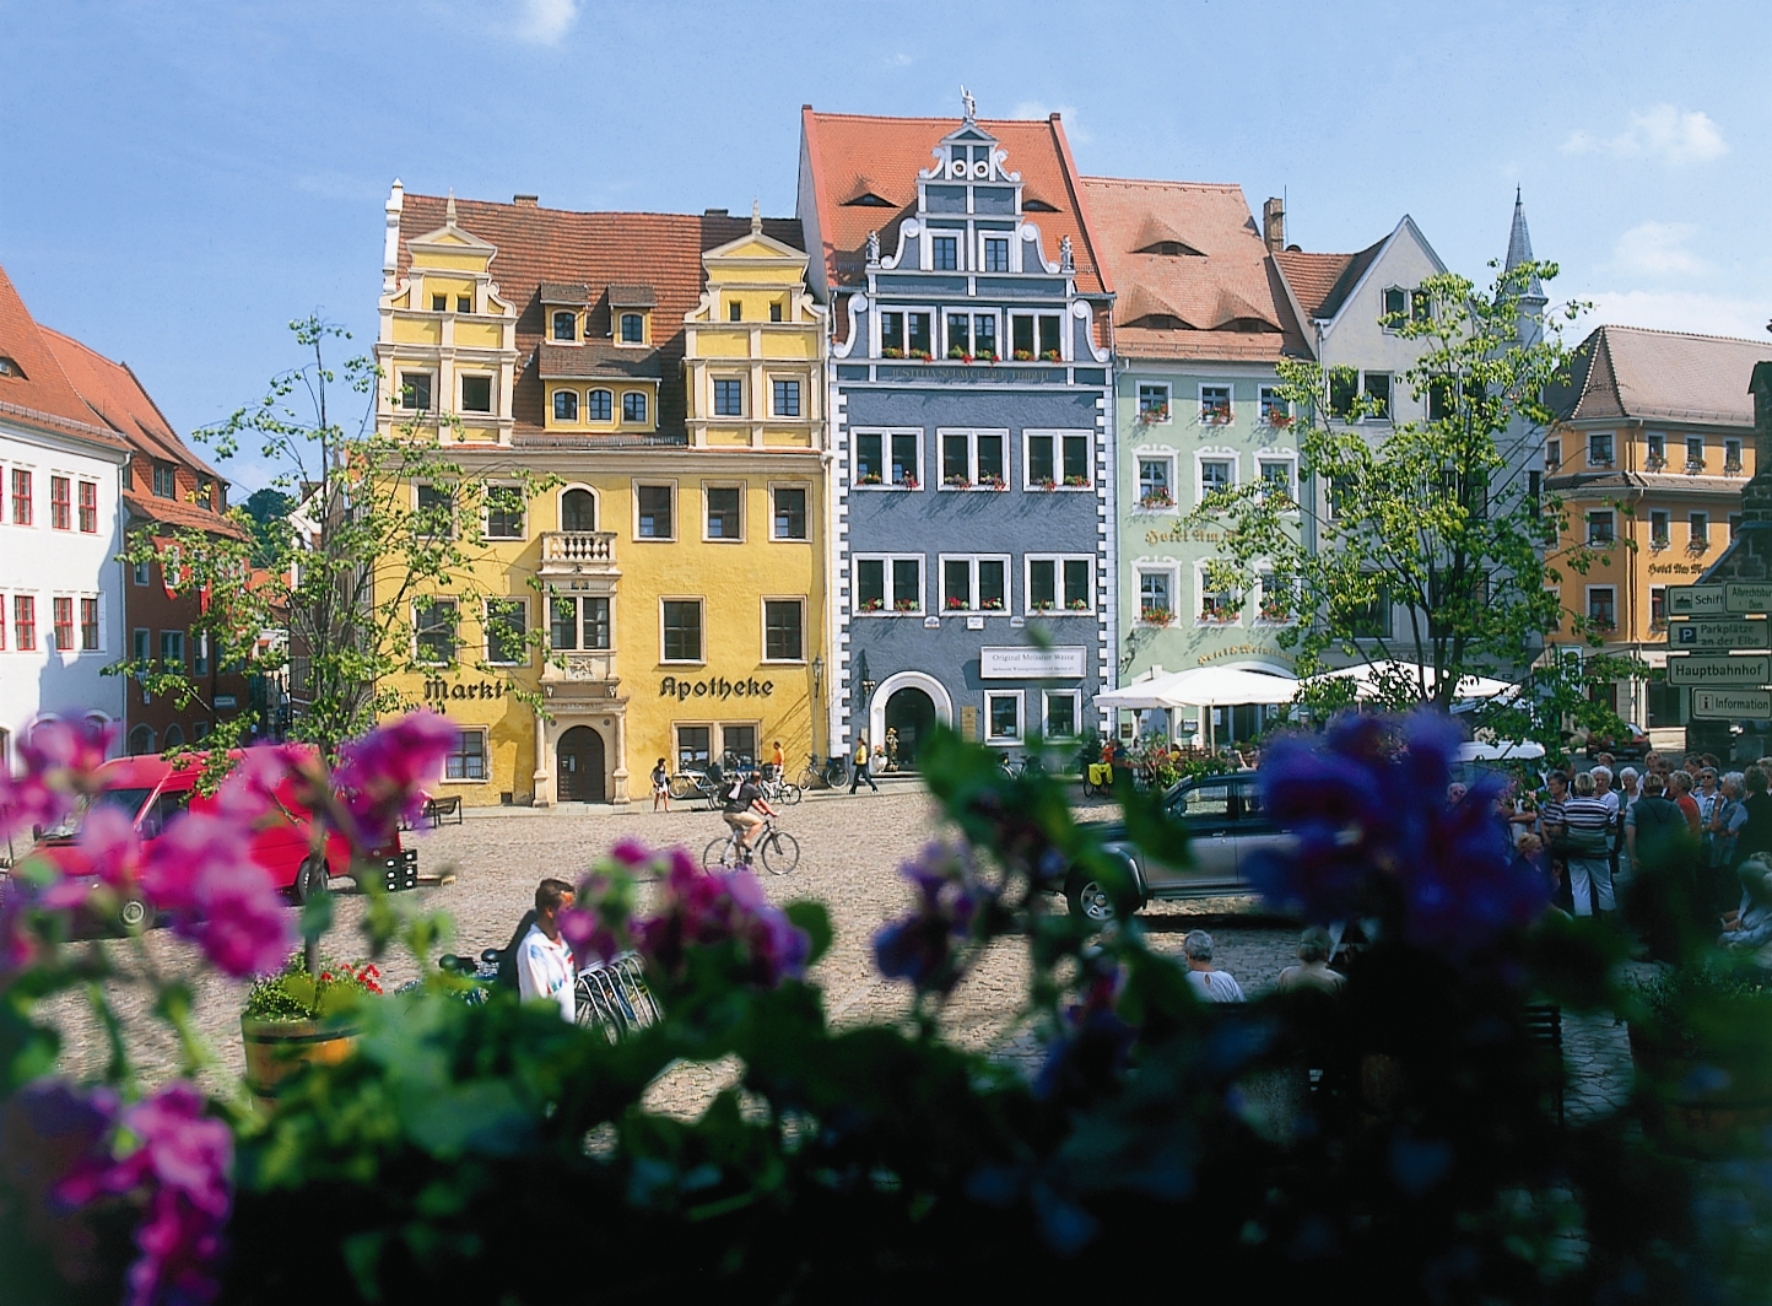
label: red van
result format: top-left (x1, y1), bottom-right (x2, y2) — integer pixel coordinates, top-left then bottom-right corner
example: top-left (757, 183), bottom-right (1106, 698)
top-left (28, 750), bottom-right (418, 930)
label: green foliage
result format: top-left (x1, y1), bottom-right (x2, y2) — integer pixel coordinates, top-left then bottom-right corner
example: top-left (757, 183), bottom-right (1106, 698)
top-left (242, 953), bottom-right (382, 1023)
top-left (241, 487), bottom-right (293, 568)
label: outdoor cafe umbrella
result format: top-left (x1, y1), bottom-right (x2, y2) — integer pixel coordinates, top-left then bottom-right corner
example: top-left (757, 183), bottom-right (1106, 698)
top-left (1308, 659), bottom-right (1516, 702)
top-left (1096, 665), bottom-right (1299, 751)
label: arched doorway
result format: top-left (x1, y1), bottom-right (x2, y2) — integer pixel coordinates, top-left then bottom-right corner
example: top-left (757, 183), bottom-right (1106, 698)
top-left (561, 488), bottom-right (596, 532)
top-left (556, 725), bottom-right (606, 802)
top-left (884, 687), bottom-right (938, 769)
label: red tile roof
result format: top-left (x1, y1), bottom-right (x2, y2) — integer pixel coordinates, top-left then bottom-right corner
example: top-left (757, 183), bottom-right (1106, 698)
top-left (1082, 177), bottom-right (1309, 362)
top-left (0, 266), bottom-right (131, 450)
top-left (1552, 324), bottom-right (1770, 428)
top-left (396, 195), bottom-right (803, 440)
top-left (1274, 243), bottom-right (1384, 323)
top-left (800, 109), bottom-right (1107, 296)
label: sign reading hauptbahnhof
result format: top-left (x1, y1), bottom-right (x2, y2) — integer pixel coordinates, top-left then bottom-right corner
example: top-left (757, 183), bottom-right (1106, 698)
top-left (1665, 653), bottom-right (1772, 685)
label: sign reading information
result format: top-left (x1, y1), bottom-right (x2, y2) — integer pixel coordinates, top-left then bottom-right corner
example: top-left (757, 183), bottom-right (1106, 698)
top-left (1691, 689), bottom-right (1772, 721)
top-left (1667, 618), bottom-right (1770, 650)
top-left (1668, 584), bottom-right (1727, 617)
top-left (979, 646), bottom-right (1088, 679)
top-left (1666, 654), bottom-right (1772, 686)
top-left (1726, 582), bottom-right (1772, 615)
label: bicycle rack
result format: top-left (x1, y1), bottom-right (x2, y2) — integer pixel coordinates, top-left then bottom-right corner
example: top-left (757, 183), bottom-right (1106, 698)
top-left (574, 953), bottom-right (662, 1042)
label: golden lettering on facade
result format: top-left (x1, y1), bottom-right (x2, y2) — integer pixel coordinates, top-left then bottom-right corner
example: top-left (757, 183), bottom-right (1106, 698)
top-left (659, 675), bottom-right (775, 702)
top-left (424, 678), bottom-right (509, 701)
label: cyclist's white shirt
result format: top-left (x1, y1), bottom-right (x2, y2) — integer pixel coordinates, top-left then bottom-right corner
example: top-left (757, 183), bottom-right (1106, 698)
top-left (516, 924), bottom-right (576, 1021)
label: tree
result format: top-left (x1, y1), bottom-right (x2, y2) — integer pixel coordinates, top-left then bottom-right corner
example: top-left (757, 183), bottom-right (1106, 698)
top-left (1194, 260), bottom-right (1642, 748)
top-left (241, 487), bottom-right (293, 568)
top-left (114, 316), bottom-right (552, 757)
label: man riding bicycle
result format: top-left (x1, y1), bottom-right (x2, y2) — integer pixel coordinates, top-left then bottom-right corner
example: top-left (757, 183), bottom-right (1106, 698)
top-left (721, 768), bottom-right (778, 863)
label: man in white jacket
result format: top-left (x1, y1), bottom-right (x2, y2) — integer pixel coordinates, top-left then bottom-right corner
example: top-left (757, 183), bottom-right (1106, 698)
top-left (516, 878), bottom-right (578, 1022)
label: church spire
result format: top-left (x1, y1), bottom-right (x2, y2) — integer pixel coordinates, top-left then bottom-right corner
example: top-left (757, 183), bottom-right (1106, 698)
top-left (1504, 187), bottom-right (1544, 302)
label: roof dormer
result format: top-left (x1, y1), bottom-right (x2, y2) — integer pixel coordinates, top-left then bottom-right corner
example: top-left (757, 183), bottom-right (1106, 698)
top-left (916, 115), bottom-right (1022, 220)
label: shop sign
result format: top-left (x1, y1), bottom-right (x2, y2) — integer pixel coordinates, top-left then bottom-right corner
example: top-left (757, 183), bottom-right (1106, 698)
top-left (424, 678), bottom-right (509, 701)
top-left (659, 675), bottom-right (775, 702)
top-left (1666, 618), bottom-right (1768, 650)
top-left (1726, 582), bottom-right (1772, 615)
top-left (1667, 584), bottom-right (1726, 617)
top-left (1665, 653), bottom-right (1770, 686)
top-left (1691, 688), bottom-right (1772, 721)
top-left (979, 646), bottom-right (1087, 679)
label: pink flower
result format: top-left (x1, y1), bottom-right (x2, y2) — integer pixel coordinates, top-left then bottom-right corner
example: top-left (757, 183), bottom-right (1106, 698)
top-left (0, 1079), bottom-right (118, 1284)
top-left (636, 854), bottom-right (808, 988)
top-left (0, 717), bottom-right (115, 840)
top-left (332, 711), bottom-right (457, 849)
top-left (213, 744), bottom-right (313, 822)
top-left (140, 813), bottom-right (291, 978)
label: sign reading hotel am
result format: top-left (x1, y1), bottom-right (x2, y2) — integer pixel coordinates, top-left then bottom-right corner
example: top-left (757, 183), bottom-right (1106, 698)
top-left (1665, 654), bottom-right (1772, 686)
top-left (979, 646), bottom-right (1088, 679)
top-left (1726, 582), bottom-right (1772, 615)
top-left (1691, 689), bottom-right (1772, 721)
top-left (1666, 618), bottom-right (1769, 649)
top-left (1668, 584), bottom-right (1727, 617)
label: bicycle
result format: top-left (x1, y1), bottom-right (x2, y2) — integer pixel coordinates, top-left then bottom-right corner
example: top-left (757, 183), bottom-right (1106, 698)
top-left (760, 773), bottom-right (803, 806)
top-left (703, 815), bottom-right (800, 875)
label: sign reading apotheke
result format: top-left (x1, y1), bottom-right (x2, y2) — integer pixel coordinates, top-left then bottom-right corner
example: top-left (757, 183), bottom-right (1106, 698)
top-left (1691, 689), bottom-right (1772, 721)
top-left (1665, 654), bottom-right (1772, 686)
top-left (1668, 584), bottom-right (1727, 617)
top-left (1726, 583), bottom-right (1772, 615)
top-left (1666, 618), bottom-right (1769, 649)
top-left (979, 646), bottom-right (1088, 679)
top-left (659, 675), bottom-right (775, 702)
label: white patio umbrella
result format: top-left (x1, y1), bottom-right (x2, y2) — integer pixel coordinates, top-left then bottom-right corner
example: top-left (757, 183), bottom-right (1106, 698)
top-left (1309, 660), bottom-right (1515, 702)
top-left (1099, 666), bottom-right (1299, 751)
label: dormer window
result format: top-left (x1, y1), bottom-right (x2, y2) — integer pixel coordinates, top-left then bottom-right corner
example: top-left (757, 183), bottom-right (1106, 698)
top-left (0, 355), bottom-right (23, 378)
top-left (729, 302), bottom-right (742, 322)
top-left (431, 294), bottom-right (447, 312)
top-left (456, 295), bottom-right (471, 314)
top-left (551, 311), bottom-right (577, 342)
top-left (1141, 241), bottom-right (1203, 257)
top-left (619, 313), bottom-right (645, 344)
top-left (152, 463), bottom-right (177, 498)
top-left (1023, 197), bottom-right (1058, 213)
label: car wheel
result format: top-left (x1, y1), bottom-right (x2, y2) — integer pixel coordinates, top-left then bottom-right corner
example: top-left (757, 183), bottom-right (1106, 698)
top-left (118, 895), bottom-right (155, 932)
top-left (1065, 875), bottom-right (1119, 927)
top-left (295, 857), bottom-right (330, 904)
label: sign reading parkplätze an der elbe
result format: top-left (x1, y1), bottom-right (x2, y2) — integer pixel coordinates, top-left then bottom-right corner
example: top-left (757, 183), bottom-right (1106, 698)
top-left (1666, 617), bottom-right (1770, 649)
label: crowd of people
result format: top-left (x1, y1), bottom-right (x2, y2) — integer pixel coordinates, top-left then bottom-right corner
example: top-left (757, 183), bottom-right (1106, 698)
top-left (1181, 927), bottom-right (1347, 1003)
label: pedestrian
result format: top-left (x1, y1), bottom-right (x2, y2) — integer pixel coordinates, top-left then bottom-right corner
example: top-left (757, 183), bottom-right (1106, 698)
top-left (1182, 930), bottom-right (1245, 1002)
top-left (1670, 770), bottom-right (1702, 838)
top-left (1693, 765), bottom-right (1722, 871)
top-left (770, 739), bottom-right (785, 781)
top-left (1562, 771), bottom-right (1616, 918)
top-left (850, 732), bottom-right (879, 793)
top-left (1707, 772), bottom-right (1747, 912)
top-left (1593, 765), bottom-right (1621, 896)
top-left (1277, 928), bottom-right (1345, 993)
top-left (1539, 769), bottom-right (1571, 913)
top-left (1625, 771), bottom-right (1702, 961)
top-left (1734, 767), bottom-right (1772, 867)
top-left (651, 757), bottom-right (671, 812)
top-left (884, 728), bottom-right (899, 772)
top-left (515, 878), bottom-right (578, 1022)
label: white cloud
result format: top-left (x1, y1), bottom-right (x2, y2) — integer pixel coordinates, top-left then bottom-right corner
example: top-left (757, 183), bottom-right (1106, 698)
top-left (1576, 290), bottom-right (1767, 343)
top-left (1011, 100), bottom-right (1088, 142)
top-left (883, 52), bottom-right (913, 67)
top-left (511, 0), bottom-right (578, 45)
top-left (1562, 104), bottom-right (1727, 165)
top-left (1610, 221), bottom-right (1710, 278)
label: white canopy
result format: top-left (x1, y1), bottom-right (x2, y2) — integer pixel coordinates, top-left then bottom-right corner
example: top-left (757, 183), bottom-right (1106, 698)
top-left (1309, 660), bottom-right (1516, 702)
top-left (1097, 665), bottom-right (1299, 710)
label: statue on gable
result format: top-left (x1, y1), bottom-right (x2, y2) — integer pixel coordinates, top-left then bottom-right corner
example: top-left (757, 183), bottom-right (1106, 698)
top-left (866, 229), bottom-right (881, 264)
top-left (961, 85), bottom-right (977, 121)
top-left (1060, 235), bottom-right (1075, 274)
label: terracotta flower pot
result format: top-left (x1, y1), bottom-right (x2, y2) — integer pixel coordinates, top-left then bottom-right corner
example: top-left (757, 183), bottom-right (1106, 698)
top-left (241, 1015), bottom-right (359, 1105)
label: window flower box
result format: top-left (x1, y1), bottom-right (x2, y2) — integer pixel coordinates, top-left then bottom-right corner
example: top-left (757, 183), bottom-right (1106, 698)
top-left (1725, 459), bottom-right (1744, 474)
top-left (1138, 405), bottom-right (1170, 425)
top-left (1264, 412), bottom-right (1294, 429)
top-left (945, 596), bottom-right (969, 611)
top-left (1685, 460), bottom-right (1706, 474)
top-left (1198, 609), bottom-right (1239, 625)
top-left (1140, 607), bottom-right (1173, 627)
top-left (1063, 474), bottom-right (1090, 488)
top-left (893, 598), bottom-right (919, 612)
top-left (858, 473), bottom-right (883, 486)
top-left (1645, 453), bottom-right (1667, 471)
top-left (1066, 598), bottom-right (1089, 611)
top-left (1258, 601), bottom-right (1291, 623)
top-left (882, 347), bottom-right (904, 359)
top-left (1202, 404), bottom-right (1233, 425)
top-left (948, 346), bottom-right (969, 360)
top-left (1649, 536), bottom-right (1669, 552)
top-left (975, 351), bottom-right (998, 363)
top-left (859, 597), bottom-right (885, 612)
top-left (1041, 349), bottom-right (1061, 362)
top-left (1138, 489), bottom-right (1174, 510)
top-left (1031, 599), bottom-right (1055, 612)
top-left (1033, 477), bottom-right (1058, 491)
top-left (978, 474), bottom-right (1007, 491)
top-left (944, 475), bottom-right (973, 489)
top-left (1013, 349), bottom-right (1035, 361)
top-left (895, 474), bottom-right (919, 490)
top-left (980, 597), bottom-right (1005, 611)
top-left (909, 350), bottom-right (934, 361)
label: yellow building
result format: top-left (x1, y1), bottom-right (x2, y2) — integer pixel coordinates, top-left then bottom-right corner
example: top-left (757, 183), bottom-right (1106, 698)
top-left (374, 185), bottom-right (828, 805)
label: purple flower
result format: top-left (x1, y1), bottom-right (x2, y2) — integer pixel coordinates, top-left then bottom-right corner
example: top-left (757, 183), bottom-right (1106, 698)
top-left (332, 711), bottom-right (457, 849)
top-left (873, 841), bottom-right (988, 993)
top-left (635, 853), bottom-right (809, 988)
top-left (0, 717), bottom-right (115, 840)
top-left (213, 744), bottom-right (312, 821)
top-left (1034, 960), bottom-right (1135, 1102)
top-left (0, 1080), bottom-right (118, 1284)
top-left (140, 813), bottom-right (293, 978)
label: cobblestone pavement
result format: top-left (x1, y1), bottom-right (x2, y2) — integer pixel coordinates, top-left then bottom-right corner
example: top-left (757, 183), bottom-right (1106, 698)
top-left (41, 778), bottom-right (1632, 1123)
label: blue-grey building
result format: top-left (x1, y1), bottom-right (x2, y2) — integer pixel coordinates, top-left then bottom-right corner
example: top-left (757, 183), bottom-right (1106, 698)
top-left (799, 103), bottom-right (1115, 764)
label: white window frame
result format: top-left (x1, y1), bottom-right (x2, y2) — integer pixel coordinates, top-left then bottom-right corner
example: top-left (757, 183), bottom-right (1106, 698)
top-left (1649, 508), bottom-right (1670, 549)
top-left (1135, 452), bottom-right (1178, 512)
top-left (1725, 437), bottom-right (1744, 471)
top-left (557, 483), bottom-right (601, 532)
top-left (760, 596), bottom-right (807, 664)
top-left (712, 375), bottom-right (747, 418)
top-left (1195, 561), bottom-right (1243, 626)
top-left (1588, 431), bottom-right (1615, 466)
top-left (483, 596), bottom-right (528, 667)
top-left (458, 372), bottom-right (495, 416)
top-left (1645, 431), bottom-right (1666, 468)
top-left (632, 479), bottom-right (677, 542)
top-left (1136, 382), bottom-right (1172, 425)
top-left (852, 553), bottom-right (925, 617)
top-left (769, 375), bottom-right (803, 418)
top-left (938, 553), bottom-right (1012, 614)
top-left (1585, 584), bottom-right (1618, 632)
top-left (851, 427), bottom-right (924, 491)
top-left (1198, 383), bottom-right (1233, 427)
top-left (1021, 429), bottom-right (1094, 491)
top-left (414, 480), bottom-right (459, 538)
top-left (1136, 565), bottom-right (1179, 625)
top-left (1041, 689), bottom-right (1082, 740)
top-left (441, 727), bottom-right (489, 784)
top-left (1007, 310), bottom-right (1065, 362)
top-left (936, 428), bottom-right (1010, 490)
top-left (940, 308), bottom-right (1001, 360)
top-left (1380, 285), bottom-right (1409, 331)
top-left (1258, 385), bottom-right (1291, 426)
top-left (659, 596), bottom-right (706, 666)
top-left (983, 689), bottom-right (1025, 746)
top-left (1195, 449), bottom-right (1239, 508)
top-left (1256, 453), bottom-right (1298, 508)
top-left (616, 311), bottom-right (648, 347)
top-left (549, 592), bottom-right (613, 653)
top-left (550, 310), bottom-right (579, 344)
top-left (551, 388), bottom-right (579, 423)
top-left (768, 481), bottom-right (810, 541)
top-left (979, 233), bottom-right (1011, 275)
top-left (1023, 554), bottom-right (1094, 615)
top-left (1360, 372), bottom-right (1393, 423)
top-left (1689, 511), bottom-right (1710, 547)
top-left (585, 388), bottom-right (615, 424)
top-left (701, 481), bottom-right (746, 544)
top-left (877, 304), bottom-right (938, 359)
top-left (621, 389), bottom-right (649, 425)
top-left (927, 228), bottom-right (963, 272)
top-left (1254, 569), bottom-right (1298, 627)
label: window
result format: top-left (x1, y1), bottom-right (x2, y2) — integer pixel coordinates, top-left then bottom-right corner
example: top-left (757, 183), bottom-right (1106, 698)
top-left (445, 730), bottom-right (487, 781)
top-left (764, 599), bottom-right (805, 661)
top-left (1587, 587), bottom-right (1617, 632)
top-left (1024, 432), bottom-right (1091, 488)
top-left (973, 313), bottom-right (997, 359)
top-left (484, 486), bottom-right (525, 539)
top-left (855, 430), bottom-right (922, 487)
top-left (399, 372), bottom-right (433, 411)
top-left (1383, 286), bottom-right (1407, 326)
top-left (1362, 373), bottom-right (1391, 419)
top-left (1198, 456), bottom-right (1235, 504)
top-left (121, 461), bottom-right (133, 491)
top-left (1588, 432), bottom-right (1614, 465)
top-left (620, 313), bottom-right (645, 344)
top-left (80, 598), bottom-right (99, 651)
top-left (11, 469), bottom-right (31, 523)
top-left (769, 302), bottom-right (783, 322)
top-left (907, 311), bottom-right (933, 358)
top-left (50, 477), bottom-right (70, 530)
top-left (1685, 436), bottom-right (1706, 470)
top-left (1027, 556), bottom-right (1092, 613)
top-left (880, 310), bottom-right (904, 355)
top-left (12, 596), bottom-right (34, 650)
top-left (1649, 509), bottom-right (1670, 548)
top-left (729, 301), bottom-right (742, 322)
top-left (1198, 566), bottom-right (1239, 624)
top-left (485, 598), bottom-right (527, 665)
top-left (1200, 385), bottom-right (1232, 424)
top-left (1690, 512), bottom-right (1710, 548)
top-left (163, 725), bottom-right (184, 751)
top-left (193, 722), bottom-right (209, 743)
top-left (193, 631), bottom-right (208, 675)
top-left (945, 312), bottom-right (971, 357)
top-left (675, 726), bottom-right (711, 773)
top-left (1257, 571), bottom-right (1298, 625)
top-left (1650, 586), bottom-right (1668, 629)
top-left (1137, 384), bottom-right (1171, 422)
top-left (553, 390), bottom-right (579, 422)
top-left (983, 236), bottom-right (1010, 273)
top-left (196, 479), bottom-right (213, 511)
top-left (1646, 432), bottom-right (1666, 469)
top-left (1138, 457), bottom-right (1175, 509)
top-left (721, 726), bottom-right (757, 771)
top-left (431, 294), bottom-right (447, 312)
top-left (713, 378), bottom-right (745, 417)
top-left (132, 628), bottom-right (148, 668)
top-left (1411, 290), bottom-right (1433, 324)
top-left (52, 598), bottom-right (73, 650)
top-left (559, 488), bottom-right (596, 532)
top-left (128, 725), bottom-right (153, 756)
top-left (771, 486), bottom-right (807, 540)
top-left (1258, 458), bottom-right (1295, 504)
top-left (636, 484), bottom-right (674, 539)
top-left (622, 392), bottom-right (647, 424)
top-left (550, 595), bottom-right (610, 650)
top-left (705, 486), bottom-right (742, 540)
top-left (152, 463), bottom-right (177, 498)
top-left (1731, 513), bottom-right (1744, 540)
top-left (551, 311), bottom-right (577, 342)
top-left (985, 691), bottom-right (1023, 743)
top-left (1726, 438), bottom-right (1744, 471)
top-left (1138, 570), bottom-right (1174, 623)
top-left (932, 234), bottom-right (959, 270)
top-left (459, 375), bottom-right (493, 414)
top-left (854, 555), bottom-right (923, 614)
top-left (1043, 691), bottom-right (1080, 739)
top-left (939, 430), bottom-right (1006, 488)
top-left (416, 483), bottom-right (456, 536)
top-left (772, 378), bottom-right (801, 417)
top-left (587, 389), bottom-right (613, 422)
top-left (159, 630), bottom-right (183, 669)
top-left (1259, 387), bottom-right (1289, 425)
top-left (662, 600), bottom-right (703, 662)
top-left (1349, 583), bottom-right (1392, 640)
top-left (1586, 511), bottom-right (1615, 544)
top-left (1428, 378), bottom-right (1454, 421)
top-left (1329, 370), bottom-right (1358, 419)
top-left (1546, 438), bottom-right (1561, 470)
top-left (456, 295), bottom-right (471, 314)
top-left (415, 599), bottom-right (458, 665)
top-left (130, 559), bottom-right (148, 588)
top-left (941, 555), bottom-right (1009, 612)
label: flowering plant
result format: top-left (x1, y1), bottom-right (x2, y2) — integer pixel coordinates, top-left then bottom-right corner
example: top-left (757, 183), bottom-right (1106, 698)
top-left (1139, 487), bottom-right (1174, 509)
top-left (896, 472), bottom-right (919, 489)
top-left (243, 954), bottom-right (383, 1022)
top-left (1031, 598), bottom-right (1056, 612)
top-left (858, 472), bottom-right (883, 485)
top-left (1033, 476), bottom-right (1058, 491)
top-left (1138, 403), bottom-right (1170, 425)
top-left (945, 596), bottom-right (969, 611)
top-left (1063, 474), bottom-right (1089, 487)
top-left (980, 596), bottom-right (1005, 611)
top-left (1065, 597), bottom-right (1089, 611)
top-left (1013, 349), bottom-right (1035, 361)
top-left (978, 473), bottom-right (1007, 490)
top-left (1140, 605), bottom-right (1173, 626)
top-left (1041, 349), bottom-right (1061, 362)
top-left (944, 474), bottom-right (972, 489)
top-left (893, 597), bottom-right (919, 612)
top-left (860, 596), bottom-right (885, 612)
top-left (882, 346), bottom-right (904, 358)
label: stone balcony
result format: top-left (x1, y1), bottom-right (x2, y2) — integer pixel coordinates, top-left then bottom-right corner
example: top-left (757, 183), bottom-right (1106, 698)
top-left (541, 650), bottom-right (618, 686)
top-left (540, 531), bottom-right (618, 576)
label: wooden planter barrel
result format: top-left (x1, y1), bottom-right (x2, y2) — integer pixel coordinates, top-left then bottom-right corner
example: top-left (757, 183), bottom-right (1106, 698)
top-left (241, 1016), bottom-right (359, 1105)
top-left (1628, 1023), bottom-right (1772, 1158)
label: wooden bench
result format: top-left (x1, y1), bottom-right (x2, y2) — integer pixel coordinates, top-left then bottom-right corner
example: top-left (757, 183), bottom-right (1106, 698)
top-left (423, 795), bottom-right (463, 828)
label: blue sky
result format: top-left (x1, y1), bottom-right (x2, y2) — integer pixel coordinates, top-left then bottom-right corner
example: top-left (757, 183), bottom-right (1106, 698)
top-left (3, 0), bottom-right (1767, 491)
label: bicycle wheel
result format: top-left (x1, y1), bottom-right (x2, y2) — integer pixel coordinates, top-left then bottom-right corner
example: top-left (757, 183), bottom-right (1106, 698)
top-left (668, 774), bottom-right (701, 801)
top-left (703, 836), bottom-right (734, 870)
top-left (797, 768), bottom-right (822, 791)
top-left (780, 782), bottom-right (804, 806)
top-left (759, 829), bottom-right (800, 875)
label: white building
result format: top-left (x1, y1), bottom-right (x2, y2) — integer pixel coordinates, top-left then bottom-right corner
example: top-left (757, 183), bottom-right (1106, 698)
top-left (0, 267), bottom-right (129, 768)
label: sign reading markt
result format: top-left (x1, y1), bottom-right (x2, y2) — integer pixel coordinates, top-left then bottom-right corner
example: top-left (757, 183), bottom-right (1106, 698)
top-left (1691, 689), bottom-right (1772, 721)
top-left (1666, 653), bottom-right (1772, 686)
top-left (1666, 618), bottom-right (1770, 649)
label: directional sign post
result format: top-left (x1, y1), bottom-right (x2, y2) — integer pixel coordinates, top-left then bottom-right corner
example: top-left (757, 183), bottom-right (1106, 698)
top-left (1725, 582), bottom-right (1772, 615)
top-left (1691, 689), bottom-right (1772, 721)
top-left (1666, 653), bottom-right (1772, 686)
top-left (1669, 584), bottom-right (1728, 617)
top-left (1666, 617), bottom-right (1770, 650)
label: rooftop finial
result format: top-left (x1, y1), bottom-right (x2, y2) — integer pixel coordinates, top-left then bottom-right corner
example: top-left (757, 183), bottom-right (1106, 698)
top-left (960, 84), bottom-right (976, 121)
top-left (751, 197), bottom-right (762, 235)
top-left (446, 190), bottom-right (457, 225)
top-left (1504, 188), bottom-right (1544, 301)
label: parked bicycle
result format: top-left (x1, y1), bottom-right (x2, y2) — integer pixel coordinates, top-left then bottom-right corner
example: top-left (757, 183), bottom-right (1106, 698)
top-left (703, 815), bottom-right (800, 875)
top-left (667, 766), bottom-right (725, 809)
top-left (759, 773), bottom-right (803, 806)
top-left (426, 945), bottom-right (661, 1041)
top-left (797, 752), bottom-right (848, 791)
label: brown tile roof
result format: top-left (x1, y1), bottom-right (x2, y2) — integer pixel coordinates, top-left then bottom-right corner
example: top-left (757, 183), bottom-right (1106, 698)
top-left (1082, 177), bottom-right (1310, 362)
top-left (1552, 324), bottom-right (1769, 428)
top-left (800, 109), bottom-right (1107, 296)
top-left (0, 266), bottom-right (131, 450)
top-left (1273, 241), bottom-right (1386, 323)
top-left (537, 342), bottom-right (663, 380)
top-left (123, 490), bottom-right (248, 539)
top-left (40, 326), bottom-right (222, 478)
top-left (538, 281), bottom-right (590, 305)
top-left (397, 195), bottom-right (803, 440)
top-left (606, 284), bottom-right (658, 308)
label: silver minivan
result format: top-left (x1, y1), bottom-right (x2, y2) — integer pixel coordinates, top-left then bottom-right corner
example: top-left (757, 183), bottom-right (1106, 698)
top-left (1066, 772), bottom-right (1293, 924)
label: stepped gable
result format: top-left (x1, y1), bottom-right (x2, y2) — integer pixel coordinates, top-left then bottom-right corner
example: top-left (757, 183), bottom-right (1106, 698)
top-left (0, 265), bottom-right (129, 447)
top-left (1553, 324), bottom-right (1768, 428)
top-left (395, 194), bottom-right (803, 441)
top-left (1083, 177), bottom-right (1309, 361)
